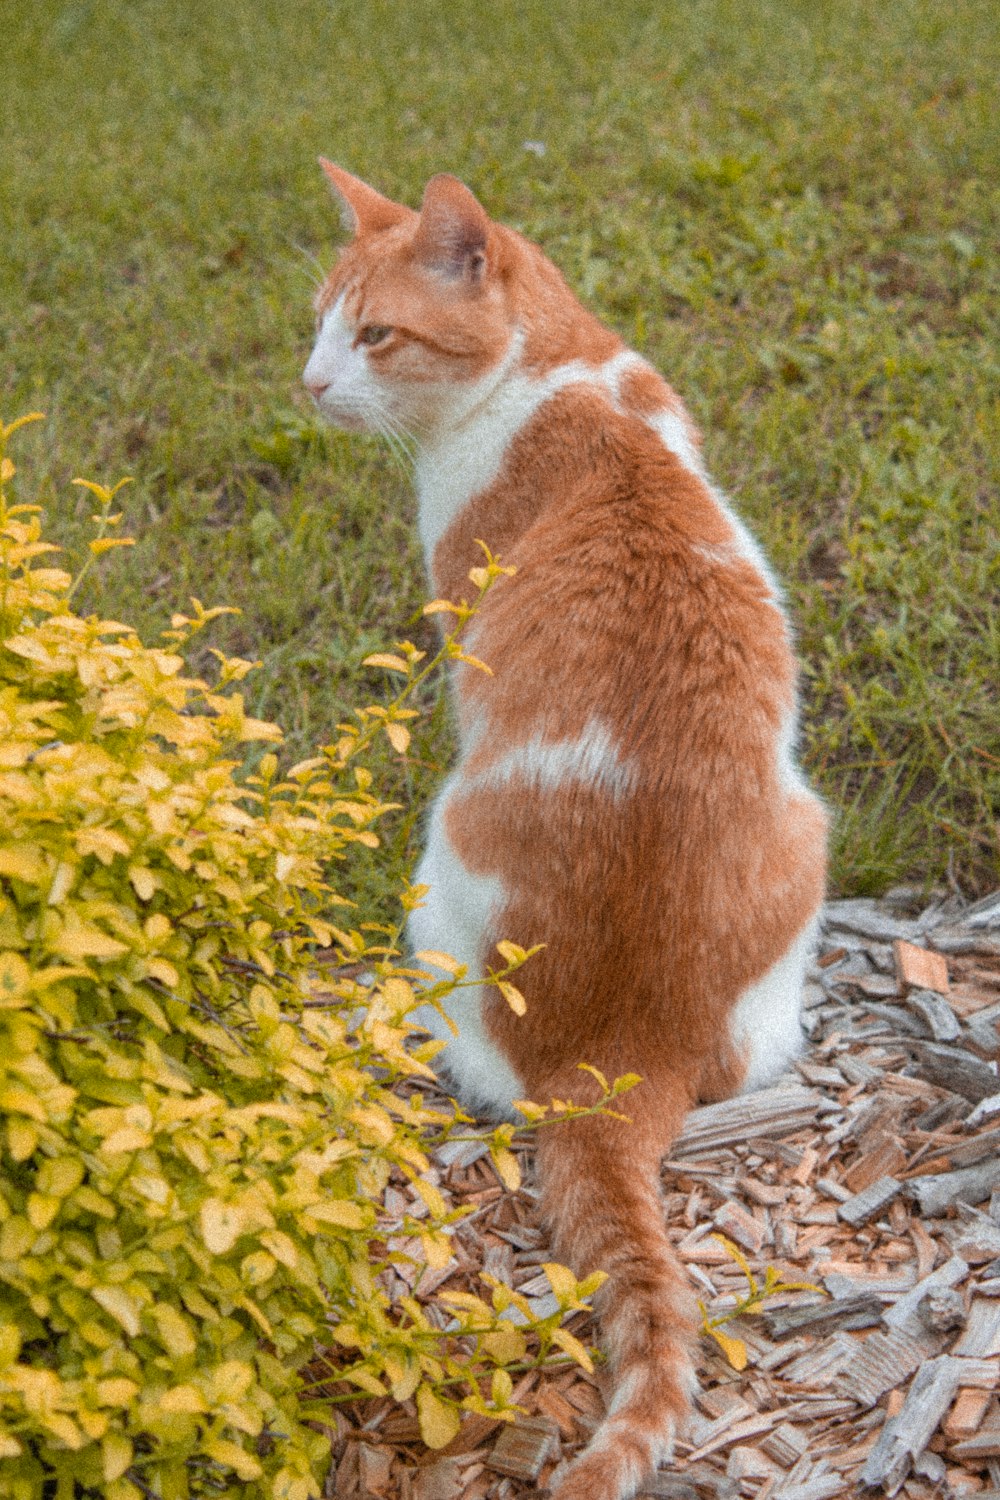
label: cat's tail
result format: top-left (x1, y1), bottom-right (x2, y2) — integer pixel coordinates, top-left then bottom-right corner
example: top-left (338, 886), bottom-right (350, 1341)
top-left (538, 1093), bottom-right (697, 1500)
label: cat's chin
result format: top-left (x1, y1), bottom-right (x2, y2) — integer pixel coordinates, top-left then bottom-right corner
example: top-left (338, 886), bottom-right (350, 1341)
top-left (318, 407), bottom-right (370, 434)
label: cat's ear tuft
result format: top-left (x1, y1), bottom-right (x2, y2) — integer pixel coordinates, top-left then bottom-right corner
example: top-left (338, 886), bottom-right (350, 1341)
top-left (414, 174), bottom-right (492, 284)
top-left (318, 160), bottom-right (412, 236)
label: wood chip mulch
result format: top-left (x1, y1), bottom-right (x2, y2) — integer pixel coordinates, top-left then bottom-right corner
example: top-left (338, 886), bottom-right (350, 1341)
top-left (323, 888), bottom-right (1000, 1500)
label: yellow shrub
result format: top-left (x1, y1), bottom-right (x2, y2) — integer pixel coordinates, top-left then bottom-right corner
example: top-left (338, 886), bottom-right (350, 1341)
top-left (0, 416), bottom-right (605, 1500)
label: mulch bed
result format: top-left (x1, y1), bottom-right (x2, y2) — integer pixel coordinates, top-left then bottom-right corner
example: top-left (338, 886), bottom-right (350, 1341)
top-left (323, 888), bottom-right (1000, 1500)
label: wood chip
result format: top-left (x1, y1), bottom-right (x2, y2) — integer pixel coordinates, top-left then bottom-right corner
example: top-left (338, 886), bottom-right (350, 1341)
top-left (762, 1293), bottom-right (883, 1341)
top-left (860, 1355), bottom-right (962, 1494)
top-left (487, 1417), bottom-right (558, 1481)
top-left (894, 939), bottom-right (950, 994)
top-left (410, 1459), bottom-right (464, 1500)
top-left (907, 1039), bottom-right (1000, 1103)
top-left (760, 1421), bottom-right (810, 1466)
top-left (843, 1132), bottom-right (908, 1194)
top-left (944, 1387), bottom-right (994, 1440)
top-left (713, 1199), bottom-right (766, 1253)
top-left (672, 1086), bottom-right (829, 1157)
top-left (907, 1158), bottom-right (1000, 1215)
top-left (831, 1327), bottom-right (929, 1406)
top-left (952, 1299), bottom-right (1000, 1358)
top-left (883, 1255), bottom-right (969, 1338)
top-left (950, 1423), bottom-right (1000, 1461)
top-left (905, 987), bottom-right (962, 1040)
top-left (837, 1174), bottom-right (903, 1227)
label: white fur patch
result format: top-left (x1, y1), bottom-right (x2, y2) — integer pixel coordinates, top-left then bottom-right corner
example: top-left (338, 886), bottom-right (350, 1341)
top-left (468, 717), bottom-right (636, 801)
top-left (775, 700), bottom-right (812, 798)
top-left (730, 914), bottom-right (819, 1092)
top-left (303, 294), bottom-right (380, 431)
top-left (414, 346), bottom-right (644, 571)
top-left (646, 410), bottom-right (781, 599)
top-left (407, 773), bottom-right (524, 1117)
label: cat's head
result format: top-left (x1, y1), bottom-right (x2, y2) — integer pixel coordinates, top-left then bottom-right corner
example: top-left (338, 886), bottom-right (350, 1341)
top-left (303, 164), bottom-right (521, 442)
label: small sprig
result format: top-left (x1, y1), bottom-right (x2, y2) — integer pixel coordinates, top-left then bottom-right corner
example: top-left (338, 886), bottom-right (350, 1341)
top-left (67, 475), bottom-right (135, 599)
top-left (351, 543), bottom-right (514, 765)
top-left (699, 1234), bottom-right (825, 1370)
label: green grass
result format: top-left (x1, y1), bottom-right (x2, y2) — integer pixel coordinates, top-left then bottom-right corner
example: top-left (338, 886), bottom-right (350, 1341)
top-left (2, 0), bottom-right (998, 905)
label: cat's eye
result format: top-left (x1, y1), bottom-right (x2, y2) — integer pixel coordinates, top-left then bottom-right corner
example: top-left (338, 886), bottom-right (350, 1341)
top-left (358, 324), bottom-right (392, 347)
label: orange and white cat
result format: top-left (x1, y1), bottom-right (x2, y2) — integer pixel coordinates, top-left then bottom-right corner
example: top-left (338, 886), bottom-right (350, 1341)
top-left (304, 164), bottom-right (827, 1500)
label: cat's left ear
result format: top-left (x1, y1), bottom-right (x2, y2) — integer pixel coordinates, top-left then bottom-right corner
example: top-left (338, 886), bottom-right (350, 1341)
top-left (414, 175), bottom-right (491, 284)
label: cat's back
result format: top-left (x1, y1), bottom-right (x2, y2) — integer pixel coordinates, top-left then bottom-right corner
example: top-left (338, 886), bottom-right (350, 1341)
top-left (431, 361), bottom-right (800, 785)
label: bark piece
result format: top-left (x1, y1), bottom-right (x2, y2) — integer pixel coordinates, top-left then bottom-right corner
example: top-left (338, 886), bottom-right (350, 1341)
top-left (410, 1459), bottom-right (464, 1500)
top-left (894, 940), bottom-right (949, 994)
top-left (725, 1444), bottom-right (779, 1480)
top-left (487, 1417), bottom-right (558, 1481)
top-left (713, 1199), bottom-right (766, 1253)
top-left (672, 1086), bottom-right (828, 1157)
top-left (949, 1423), bottom-right (1000, 1460)
top-left (929, 929), bottom-right (1000, 958)
top-left (356, 1443), bottom-right (393, 1495)
top-left (906, 1158), bottom-right (1000, 1215)
top-left (635, 1477), bottom-right (700, 1498)
top-left (952, 1299), bottom-right (1000, 1358)
top-left (683, 1411), bottom-right (778, 1462)
top-left (883, 1255), bottom-right (969, 1338)
top-left (919, 1286), bottom-right (966, 1334)
top-left (907, 1039), bottom-right (999, 1102)
top-left (904, 989), bottom-right (961, 1041)
top-left (823, 900), bottom-right (919, 943)
top-left (762, 1294), bottom-right (883, 1341)
top-left (837, 1174), bottom-right (903, 1227)
top-left (775, 1479), bottom-right (848, 1500)
top-left (832, 1327), bottom-right (928, 1407)
top-left (859, 1354), bottom-right (962, 1494)
top-left (943, 1386), bottom-right (993, 1440)
top-left (535, 1387), bottom-right (581, 1440)
top-left (779, 1332), bottom-right (858, 1387)
top-left (843, 1134), bottom-right (908, 1195)
top-left (760, 1422), bottom-right (810, 1466)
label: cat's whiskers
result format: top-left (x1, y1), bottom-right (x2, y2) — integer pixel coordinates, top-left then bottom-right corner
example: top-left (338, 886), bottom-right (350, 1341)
top-left (367, 399), bottom-right (417, 475)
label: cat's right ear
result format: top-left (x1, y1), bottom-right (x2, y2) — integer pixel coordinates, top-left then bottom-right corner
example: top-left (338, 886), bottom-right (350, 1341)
top-left (319, 160), bottom-right (413, 236)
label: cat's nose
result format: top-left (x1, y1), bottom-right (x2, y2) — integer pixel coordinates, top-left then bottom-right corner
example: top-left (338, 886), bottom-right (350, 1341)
top-left (305, 378), bottom-right (329, 400)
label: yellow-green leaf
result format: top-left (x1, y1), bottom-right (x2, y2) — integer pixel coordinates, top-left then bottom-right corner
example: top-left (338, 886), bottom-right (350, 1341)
top-left (416, 1384), bottom-right (461, 1450)
top-left (102, 1431), bottom-right (133, 1482)
top-left (203, 1437), bottom-right (262, 1480)
top-left (7, 1118), bottom-right (37, 1161)
top-left (489, 1145), bottom-right (521, 1191)
top-left (92, 1286), bottom-right (142, 1338)
top-left (385, 720), bottom-right (410, 754)
top-left (497, 980), bottom-right (526, 1016)
top-left (0, 951), bottom-right (31, 1006)
top-left (0, 847), bottom-right (47, 884)
top-left (549, 1326), bottom-right (595, 1373)
top-left (304, 1199), bottom-right (366, 1230)
top-left (705, 1321), bottom-right (748, 1371)
top-left (414, 949), bottom-right (464, 975)
top-left (361, 653), bottom-right (409, 673)
top-left (200, 1198), bottom-right (245, 1254)
top-left (52, 915), bottom-right (128, 961)
top-left (543, 1262), bottom-right (579, 1302)
top-left (150, 1303), bottom-right (197, 1358)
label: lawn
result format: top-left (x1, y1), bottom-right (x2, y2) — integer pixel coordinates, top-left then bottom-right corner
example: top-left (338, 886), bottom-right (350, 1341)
top-left (2, 0), bottom-right (998, 906)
